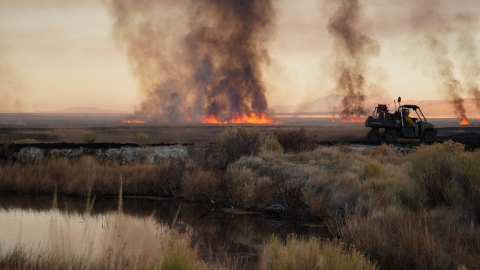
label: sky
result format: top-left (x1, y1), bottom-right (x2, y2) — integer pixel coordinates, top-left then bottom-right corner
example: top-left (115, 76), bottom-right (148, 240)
top-left (0, 0), bottom-right (479, 113)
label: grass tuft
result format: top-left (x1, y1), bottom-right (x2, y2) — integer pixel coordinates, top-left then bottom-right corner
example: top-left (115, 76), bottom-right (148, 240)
top-left (134, 132), bottom-right (150, 147)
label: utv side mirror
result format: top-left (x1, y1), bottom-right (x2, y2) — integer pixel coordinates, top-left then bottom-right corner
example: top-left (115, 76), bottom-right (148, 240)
top-left (397, 97), bottom-right (401, 103)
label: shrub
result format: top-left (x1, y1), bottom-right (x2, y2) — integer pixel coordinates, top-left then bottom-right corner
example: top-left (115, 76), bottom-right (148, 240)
top-left (188, 138), bottom-right (227, 171)
top-left (263, 235), bottom-right (377, 270)
top-left (225, 166), bottom-right (275, 209)
top-left (274, 128), bottom-right (317, 153)
top-left (83, 134), bottom-right (96, 144)
top-left (182, 169), bottom-right (219, 202)
top-left (218, 127), bottom-right (260, 164)
top-left (134, 132), bottom-right (150, 147)
top-left (1, 140), bottom-right (15, 159)
top-left (261, 134), bottom-right (284, 153)
top-left (408, 141), bottom-right (465, 207)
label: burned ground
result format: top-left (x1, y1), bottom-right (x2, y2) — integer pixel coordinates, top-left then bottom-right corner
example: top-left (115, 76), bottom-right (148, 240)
top-left (0, 114), bottom-right (479, 147)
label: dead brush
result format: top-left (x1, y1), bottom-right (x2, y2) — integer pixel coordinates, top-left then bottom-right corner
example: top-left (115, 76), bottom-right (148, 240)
top-left (274, 127), bottom-right (318, 154)
top-left (182, 169), bottom-right (218, 202)
top-left (335, 206), bottom-right (480, 270)
top-left (153, 157), bottom-right (188, 197)
top-left (283, 184), bottom-right (304, 216)
top-left (224, 166), bottom-right (276, 210)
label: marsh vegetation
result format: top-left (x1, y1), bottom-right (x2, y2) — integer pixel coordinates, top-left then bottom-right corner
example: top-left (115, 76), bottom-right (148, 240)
top-left (1, 127), bottom-right (479, 269)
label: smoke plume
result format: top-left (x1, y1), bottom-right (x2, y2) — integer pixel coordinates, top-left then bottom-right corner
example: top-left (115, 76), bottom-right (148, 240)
top-left (412, 1), bottom-right (468, 119)
top-left (102, 0), bottom-right (275, 123)
top-left (0, 44), bottom-right (25, 112)
top-left (325, 0), bottom-right (380, 121)
top-left (456, 14), bottom-right (480, 112)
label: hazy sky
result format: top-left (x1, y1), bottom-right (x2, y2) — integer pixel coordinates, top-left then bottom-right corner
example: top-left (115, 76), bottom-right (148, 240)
top-left (0, 0), bottom-right (479, 112)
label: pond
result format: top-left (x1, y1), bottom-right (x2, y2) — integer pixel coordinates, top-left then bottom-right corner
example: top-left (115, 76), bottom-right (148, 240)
top-left (0, 194), bottom-right (330, 269)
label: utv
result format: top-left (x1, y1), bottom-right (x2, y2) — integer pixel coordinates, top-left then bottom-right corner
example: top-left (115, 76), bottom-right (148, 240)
top-left (364, 97), bottom-right (437, 143)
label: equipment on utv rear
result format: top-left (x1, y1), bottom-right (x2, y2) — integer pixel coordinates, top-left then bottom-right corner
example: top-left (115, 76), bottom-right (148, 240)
top-left (364, 97), bottom-right (437, 143)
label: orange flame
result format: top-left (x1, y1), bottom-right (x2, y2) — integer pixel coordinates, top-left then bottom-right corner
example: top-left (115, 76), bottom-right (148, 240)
top-left (122, 119), bottom-right (146, 124)
top-left (202, 112), bottom-right (281, 124)
top-left (340, 116), bottom-right (365, 123)
top-left (202, 115), bottom-right (228, 124)
top-left (186, 116), bottom-right (192, 122)
top-left (460, 114), bottom-right (469, 125)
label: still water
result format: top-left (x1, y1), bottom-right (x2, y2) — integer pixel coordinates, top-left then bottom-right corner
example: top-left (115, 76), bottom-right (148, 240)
top-left (0, 194), bottom-right (330, 268)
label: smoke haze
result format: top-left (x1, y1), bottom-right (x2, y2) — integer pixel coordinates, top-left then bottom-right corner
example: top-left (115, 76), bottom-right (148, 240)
top-left (325, 0), bottom-right (380, 120)
top-left (102, 0), bottom-right (275, 122)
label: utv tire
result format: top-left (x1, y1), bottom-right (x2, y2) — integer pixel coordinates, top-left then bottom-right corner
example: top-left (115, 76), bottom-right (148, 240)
top-left (383, 129), bottom-right (397, 143)
top-left (369, 129), bottom-right (382, 142)
top-left (423, 130), bottom-right (437, 144)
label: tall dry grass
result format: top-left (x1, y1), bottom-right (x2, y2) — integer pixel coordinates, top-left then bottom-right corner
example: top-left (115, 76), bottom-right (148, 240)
top-left (262, 235), bottom-right (377, 270)
top-left (0, 222), bottom-right (215, 270)
top-left (337, 206), bottom-right (480, 270)
top-left (0, 156), bottom-right (188, 197)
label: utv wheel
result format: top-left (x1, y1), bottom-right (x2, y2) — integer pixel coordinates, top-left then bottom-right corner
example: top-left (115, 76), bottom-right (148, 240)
top-left (384, 129), bottom-right (397, 143)
top-left (423, 130), bottom-right (437, 143)
top-left (369, 129), bottom-right (382, 142)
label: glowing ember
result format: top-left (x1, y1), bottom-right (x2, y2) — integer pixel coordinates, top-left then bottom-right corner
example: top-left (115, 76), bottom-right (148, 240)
top-left (202, 113), bottom-right (280, 124)
top-left (460, 114), bottom-right (469, 125)
top-left (122, 119), bottom-right (146, 124)
top-left (186, 116), bottom-right (192, 122)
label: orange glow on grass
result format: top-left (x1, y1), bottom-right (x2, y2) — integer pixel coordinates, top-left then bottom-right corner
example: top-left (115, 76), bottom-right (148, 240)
top-left (202, 112), bottom-right (281, 124)
top-left (122, 119), bottom-right (146, 124)
top-left (460, 114), bottom-right (469, 125)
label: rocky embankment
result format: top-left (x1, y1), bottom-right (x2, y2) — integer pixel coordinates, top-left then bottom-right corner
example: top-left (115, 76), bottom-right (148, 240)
top-left (9, 143), bottom-right (187, 163)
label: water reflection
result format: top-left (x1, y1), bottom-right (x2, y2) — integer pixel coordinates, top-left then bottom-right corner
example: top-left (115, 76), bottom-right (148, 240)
top-left (0, 194), bottom-right (330, 268)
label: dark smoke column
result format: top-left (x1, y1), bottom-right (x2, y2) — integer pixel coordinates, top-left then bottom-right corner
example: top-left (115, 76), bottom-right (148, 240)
top-left (102, 0), bottom-right (275, 123)
top-left (457, 14), bottom-right (480, 112)
top-left (412, 1), bottom-right (467, 119)
top-left (188, 0), bottom-right (275, 122)
top-left (326, 0), bottom-right (380, 121)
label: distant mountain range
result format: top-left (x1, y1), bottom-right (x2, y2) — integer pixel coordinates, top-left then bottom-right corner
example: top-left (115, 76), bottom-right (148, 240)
top-left (272, 94), bottom-right (480, 118)
top-left (7, 96), bottom-right (479, 118)
top-left (38, 107), bottom-right (132, 115)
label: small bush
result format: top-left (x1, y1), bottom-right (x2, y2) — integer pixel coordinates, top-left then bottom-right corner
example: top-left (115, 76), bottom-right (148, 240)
top-left (274, 128), bottom-right (317, 153)
top-left (1, 140), bottom-right (15, 159)
top-left (408, 141), bottom-right (464, 207)
top-left (83, 134), bottom-right (96, 144)
top-left (134, 132), bottom-right (150, 147)
top-left (225, 166), bottom-right (275, 209)
top-left (261, 134), bottom-right (284, 153)
top-left (188, 138), bottom-right (227, 171)
top-left (218, 127), bottom-right (260, 164)
top-left (159, 236), bottom-right (209, 270)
